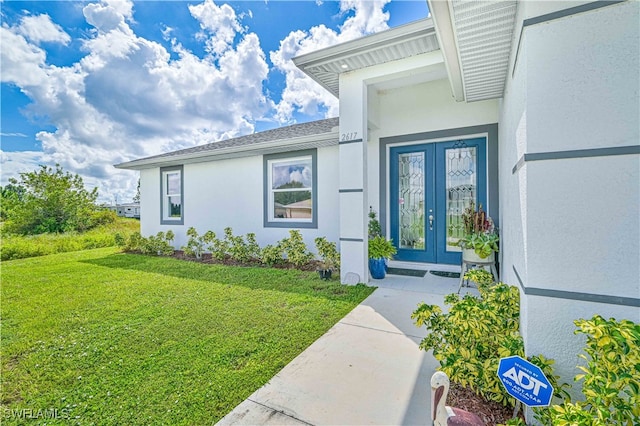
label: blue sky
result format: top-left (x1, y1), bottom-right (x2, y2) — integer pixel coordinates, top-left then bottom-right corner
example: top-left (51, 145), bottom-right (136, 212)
top-left (1, 0), bottom-right (428, 202)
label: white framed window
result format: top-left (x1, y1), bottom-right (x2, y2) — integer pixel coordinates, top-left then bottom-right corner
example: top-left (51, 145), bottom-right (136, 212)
top-left (160, 166), bottom-right (183, 224)
top-left (264, 150), bottom-right (317, 228)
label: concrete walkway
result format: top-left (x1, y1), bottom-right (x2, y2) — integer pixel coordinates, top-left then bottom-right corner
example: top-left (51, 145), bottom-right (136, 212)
top-left (218, 270), bottom-right (478, 426)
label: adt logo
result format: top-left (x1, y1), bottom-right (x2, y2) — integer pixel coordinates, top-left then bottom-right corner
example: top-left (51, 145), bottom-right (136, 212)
top-left (497, 356), bottom-right (554, 407)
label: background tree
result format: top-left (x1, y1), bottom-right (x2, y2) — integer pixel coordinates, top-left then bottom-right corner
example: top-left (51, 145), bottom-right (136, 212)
top-left (132, 177), bottom-right (140, 203)
top-left (4, 164), bottom-right (103, 235)
top-left (273, 181), bottom-right (311, 206)
top-left (0, 183), bottom-right (26, 221)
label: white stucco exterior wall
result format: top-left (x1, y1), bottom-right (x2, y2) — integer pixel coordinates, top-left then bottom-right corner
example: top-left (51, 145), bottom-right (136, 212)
top-left (499, 0), bottom-right (640, 407)
top-left (138, 145), bottom-right (340, 254)
top-left (376, 78), bottom-right (499, 140)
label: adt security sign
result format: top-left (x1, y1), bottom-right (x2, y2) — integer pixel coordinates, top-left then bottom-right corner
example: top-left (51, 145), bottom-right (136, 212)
top-left (497, 356), bottom-right (553, 407)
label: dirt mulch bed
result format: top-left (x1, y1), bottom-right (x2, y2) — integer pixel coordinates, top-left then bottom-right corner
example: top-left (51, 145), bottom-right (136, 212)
top-left (448, 382), bottom-right (524, 425)
top-left (170, 250), bottom-right (323, 271)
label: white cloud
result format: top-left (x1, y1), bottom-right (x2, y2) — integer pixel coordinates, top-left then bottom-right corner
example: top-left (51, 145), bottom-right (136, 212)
top-left (339, 0), bottom-right (390, 40)
top-left (16, 14), bottom-right (71, 45)
top-left (0, 132), bottom-right (28, 138)
top-left (1, 0), bottom-right (270, 203)
top-left (189, 0), bottom-right (243, 57)
top-left (2, 0), bottom-right (395, 203)
top-left (0, 150), bottom-right (45, 185)
top-left (270, 0), bottom-right (391, 123)
top-left (0, 26), bottom-right (49, 86)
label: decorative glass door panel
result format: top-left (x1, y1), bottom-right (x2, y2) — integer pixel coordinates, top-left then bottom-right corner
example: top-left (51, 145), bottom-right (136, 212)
top-left (398, 153), bottom-right (425, 250)
top-left (390, 138), bottom-right (487, 265)
top-left (444, 144), bottom-right (477, 252)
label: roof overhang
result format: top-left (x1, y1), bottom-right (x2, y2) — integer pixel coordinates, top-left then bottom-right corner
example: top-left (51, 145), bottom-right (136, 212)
top-left (428, 0), bottom-right (517, 102)
top-left (293, 18), bottom-right (440, 98)
top-left (115, 130), bottom-right (339, 170)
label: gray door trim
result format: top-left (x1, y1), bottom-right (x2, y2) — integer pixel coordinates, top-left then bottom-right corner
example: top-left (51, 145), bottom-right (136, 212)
top-left (379, 124), bottom-right (499, 240)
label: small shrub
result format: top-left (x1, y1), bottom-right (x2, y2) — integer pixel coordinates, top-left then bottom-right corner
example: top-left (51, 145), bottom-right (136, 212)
top-left (535, 316), bottom-right (640, 425)
top-left (245, 233), bottom-right (261, 260)
top-left (261, 244), bottom-right (284, 266)
top-left (114, 233), bottom-right (127, 247)
top-left (121, 231), bottom-right (174, 256)
top-left (280, 230), bottom-right (314, 267)
top-left (126, 232), bottom-right (143, 252)
top-left (412, 278), bottom-right (568, 407)
top-left (90, 209), bottom-right (117, 226)
top-left (224, 227), bottom-right (254, 263)
top-left (315, 237), bottom-right (340, 270)
top-left (141, 231), bottom-right (175, 256)
top-left (182, 227), bottom-right (215, 259)
top-left (368, 207), bottom-right (382, 239)
top-left (463, 268), bottom-right (494, 286)
top-left (207, 236), bottom-right (226, 260)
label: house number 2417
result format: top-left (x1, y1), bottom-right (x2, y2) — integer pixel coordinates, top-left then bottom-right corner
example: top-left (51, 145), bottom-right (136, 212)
top-left (340, 132), bottom-right (358, 141)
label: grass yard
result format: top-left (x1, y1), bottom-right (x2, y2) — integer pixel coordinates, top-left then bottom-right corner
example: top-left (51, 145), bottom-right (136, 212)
top-left (1, 248), bottom-right (374, 425)
top-left (0, 217), bottom-right (140, 261)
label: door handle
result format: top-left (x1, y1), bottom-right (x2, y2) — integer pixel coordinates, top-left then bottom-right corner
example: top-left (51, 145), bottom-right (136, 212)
top-left (428, 214), bottom-right (434, 230)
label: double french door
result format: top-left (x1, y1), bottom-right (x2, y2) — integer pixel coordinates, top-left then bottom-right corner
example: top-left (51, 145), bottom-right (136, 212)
top-left (390, 138), bottom-right (487, 264)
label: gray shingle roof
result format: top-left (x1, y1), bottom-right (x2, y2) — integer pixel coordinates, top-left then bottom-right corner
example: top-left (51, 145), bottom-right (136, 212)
top-left (125, 117), bottom-right (339, 164)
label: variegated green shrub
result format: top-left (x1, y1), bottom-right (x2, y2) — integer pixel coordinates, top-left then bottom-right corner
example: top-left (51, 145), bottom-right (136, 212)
top-left (280, 230), bottom-right (314, 267)
top-left (539, 316), bottom-right (640, 426)
top-left (412, 269), bottom-right (567, 408)
top-left (182, 227), bottom-right (215, 259)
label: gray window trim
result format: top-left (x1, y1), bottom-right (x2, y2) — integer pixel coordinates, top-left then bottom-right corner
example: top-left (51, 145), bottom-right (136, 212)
top-left (263, 149), bottom-right (318, 229)
top-left (160, 165), bottom-right (184, 225)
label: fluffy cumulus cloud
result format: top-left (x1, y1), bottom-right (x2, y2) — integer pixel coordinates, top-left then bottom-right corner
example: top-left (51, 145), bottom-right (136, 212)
top-left (1, 0), bottom-right (270, 202)
top-left (271, 0), bottom-right (390, 123)
top-left (1, 0), bottom-right (393, 202)
top-left (16, 14), bottom-right (71, 45)
top-left (189, 0), bottom-right (243, 56)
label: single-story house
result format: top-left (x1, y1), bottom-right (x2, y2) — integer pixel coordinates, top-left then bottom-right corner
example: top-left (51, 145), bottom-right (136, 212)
top-left (105, 203), bottom-right (141, 218)
top-left (116, 0), bottom-right (639, 411)
top-left (117, 203), bottom-right (141, 219)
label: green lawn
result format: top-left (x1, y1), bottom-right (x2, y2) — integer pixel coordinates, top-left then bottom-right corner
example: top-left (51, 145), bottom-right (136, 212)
top-left (1, 248), bottom-right (374, 425)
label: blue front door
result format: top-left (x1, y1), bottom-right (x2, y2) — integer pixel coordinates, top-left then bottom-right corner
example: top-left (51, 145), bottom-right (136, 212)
top-left (390, 138), bottom-right (487, 265)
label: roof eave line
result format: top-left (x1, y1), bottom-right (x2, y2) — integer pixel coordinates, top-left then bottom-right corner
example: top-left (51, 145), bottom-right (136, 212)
top-left (114, 132), bottom-right (339, 170)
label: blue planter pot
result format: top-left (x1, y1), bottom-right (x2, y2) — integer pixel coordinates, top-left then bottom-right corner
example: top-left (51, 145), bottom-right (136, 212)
top-left (369, 258), bottom-right (387, 279)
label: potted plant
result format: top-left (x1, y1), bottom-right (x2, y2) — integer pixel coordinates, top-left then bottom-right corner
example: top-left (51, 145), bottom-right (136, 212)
top-left (317, 260), bottom-right (334, 280)
top-left (458, 201), bottom-right (499, 262)
top-left (368, 235), bottom-right (397, 279)
top-left (315, 237), bottom-right (340, 280)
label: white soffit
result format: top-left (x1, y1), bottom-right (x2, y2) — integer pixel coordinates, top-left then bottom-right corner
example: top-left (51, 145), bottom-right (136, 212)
top-left (293, 18), bottom-right (440, 98)
top-left (449, 0), bottom-right (518, 102)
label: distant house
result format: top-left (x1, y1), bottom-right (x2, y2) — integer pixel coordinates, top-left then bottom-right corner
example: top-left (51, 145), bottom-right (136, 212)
top-left (109, 203), bottom-right (140, 219)
top-left (116, 0), bottom-right (639, 410)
